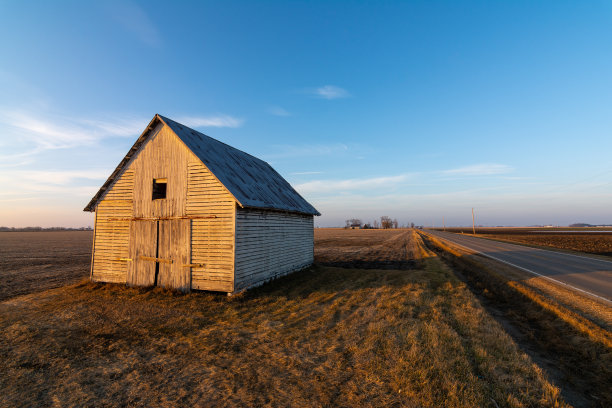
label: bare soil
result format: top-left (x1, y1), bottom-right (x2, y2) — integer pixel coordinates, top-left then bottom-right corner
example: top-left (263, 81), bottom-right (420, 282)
top-left (315, 228), bottom-right (420, 269)
top-left (0, 231), bottom-right (93, 301)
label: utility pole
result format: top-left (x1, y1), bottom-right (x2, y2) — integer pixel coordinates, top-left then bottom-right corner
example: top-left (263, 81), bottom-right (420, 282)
top-left (443, 216), bottom-right (445, 231)
top-left (472, 208), bottom-right (476, 235)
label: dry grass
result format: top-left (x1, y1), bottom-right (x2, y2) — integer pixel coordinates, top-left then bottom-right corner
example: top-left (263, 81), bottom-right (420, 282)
top-left (0, 230), bottom-right (568, 407)
top-left (419, 231), bottom-right (612, 407)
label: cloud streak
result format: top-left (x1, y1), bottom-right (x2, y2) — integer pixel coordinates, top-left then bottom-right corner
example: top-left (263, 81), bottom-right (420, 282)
top-left (108, 1), bottom-right (162, 47)
top-left (290, 171), bottom-right (324, 176)
top-left (264, 143), bottom-right (349, 159)
top-left (174, 115), bottom-right (244, 128)
top-left (312, 85), bottom-right (350, 99)
top-left (19, 170), bottom-right (108, 185)
top-left (296, 174), bottom-right (411, 194)
top-left (0, 110), bottom-right (145, 150)
top-left (441, 163), bottom-right (513, 176)
top-left (267, 106), bottom-right (291, 116)
top-left (0, 110), bottom-right (244, 156)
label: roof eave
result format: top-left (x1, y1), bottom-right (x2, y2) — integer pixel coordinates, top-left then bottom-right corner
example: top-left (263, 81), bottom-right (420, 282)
top-left (83, 115), bottom-right (163, 212)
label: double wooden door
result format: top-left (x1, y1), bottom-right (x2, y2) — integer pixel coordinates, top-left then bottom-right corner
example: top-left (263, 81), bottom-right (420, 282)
top-left (126, 219), bottom-right (191, 291)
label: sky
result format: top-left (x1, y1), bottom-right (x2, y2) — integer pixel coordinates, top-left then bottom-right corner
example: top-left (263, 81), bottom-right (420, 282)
top-left (1, 0), bottom-right (612, 228)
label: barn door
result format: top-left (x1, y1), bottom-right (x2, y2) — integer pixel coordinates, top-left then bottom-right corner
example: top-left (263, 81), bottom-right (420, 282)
top-left (157, 219), bottom-right (191, 291)
top-left (127, 220), bottom-right (158, 286)
top-left (127, 219), bottom-right (191, 291)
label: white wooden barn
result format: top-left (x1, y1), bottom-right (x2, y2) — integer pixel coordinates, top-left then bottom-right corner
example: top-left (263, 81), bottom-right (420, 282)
top-left (84, 114), bottom-right (320, 294)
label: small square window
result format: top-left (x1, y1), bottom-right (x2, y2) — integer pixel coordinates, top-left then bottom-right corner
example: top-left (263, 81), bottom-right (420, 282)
top-left (152, 178), bottom-right (167, 200)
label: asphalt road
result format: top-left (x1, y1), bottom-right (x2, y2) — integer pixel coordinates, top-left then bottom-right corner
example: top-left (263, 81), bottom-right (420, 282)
top-left (425, 230), bottom-right (612, 304)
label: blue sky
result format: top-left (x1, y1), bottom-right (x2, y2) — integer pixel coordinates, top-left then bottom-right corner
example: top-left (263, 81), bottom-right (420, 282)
top-left (1, 1), bottom-right (611, 227)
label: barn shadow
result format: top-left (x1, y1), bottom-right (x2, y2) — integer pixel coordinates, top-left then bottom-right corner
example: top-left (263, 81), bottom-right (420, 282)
top-left (240, 260), bottom-right (430, 302)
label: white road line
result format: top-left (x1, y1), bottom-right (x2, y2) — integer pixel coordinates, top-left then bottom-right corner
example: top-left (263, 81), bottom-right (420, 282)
top-left (428, 232), bottom-right (612, 305)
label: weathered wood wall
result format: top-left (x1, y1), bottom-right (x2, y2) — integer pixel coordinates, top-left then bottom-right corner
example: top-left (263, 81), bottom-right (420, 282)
top-left (91, 123), bottom-right (238, 290)
top-left (91, 122), bottom-right (316, 294)
top-left (91, 169), bottom-right (134, 283)
top-left (187, 161), bottom-right (235, 292)
top-left (126, 220), bottom-right (157, 286)
top-left (234, 209), bottom-right (314, 291)
top-left (131, 124), bottom-right (188, 218)
top-left (157, 219), bottom-right (191, 291)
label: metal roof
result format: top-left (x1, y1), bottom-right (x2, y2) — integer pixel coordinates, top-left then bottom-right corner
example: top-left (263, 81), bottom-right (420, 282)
top-left (84, 114), bottom-right (320, 216)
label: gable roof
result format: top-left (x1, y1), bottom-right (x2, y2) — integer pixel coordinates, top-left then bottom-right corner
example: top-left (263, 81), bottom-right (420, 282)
top-left (84, 114), bottom-right (320, 216)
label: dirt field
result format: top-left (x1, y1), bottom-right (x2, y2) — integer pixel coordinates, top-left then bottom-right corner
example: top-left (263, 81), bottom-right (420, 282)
top-left (315, 228), bottom-right (420, 269)
top-left (0, 231), bottom-right (93, 301)
top-left (0, 229), bottom-right (567, 407)
top-left (441, 228), bottom-right (612, 257)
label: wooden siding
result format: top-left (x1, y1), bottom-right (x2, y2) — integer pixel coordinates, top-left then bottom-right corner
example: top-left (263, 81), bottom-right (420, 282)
top-left (187, 160), bottom-right (235, 292)
top-left (91, 170), bottom-right (134, 283)
top-left (131, 124), bottom-right (189, 218)
top-left (234, 209), bottom-right (314, 291)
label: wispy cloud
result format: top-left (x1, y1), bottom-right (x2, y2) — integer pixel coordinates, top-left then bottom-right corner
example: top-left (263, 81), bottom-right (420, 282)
top-left (290, 171), bottom-right (324, 176)
top-left (0, 170), bottom-right (107, 200)
top-left (175, 115), bottom-right (244, 128)
top-left (264, 143), bottom-right (349, 159)
top-left (107, 1), bottom-right (161, 47)
top-left (441, 163), bottom-right (513, 176)
top-left (312, 85), bottom-right (351, 99)
top-left (296, 174), bottom-right (412, 194)
top-left (0, 109), bottom-right (145, 150)
top-left (267, 106), bottom-right (291, 117)
top-left (18, 170), bottom-right (108, 185)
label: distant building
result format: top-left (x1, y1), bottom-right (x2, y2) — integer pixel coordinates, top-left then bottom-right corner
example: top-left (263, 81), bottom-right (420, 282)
top-left (85, 114), bottom-right (320, 294)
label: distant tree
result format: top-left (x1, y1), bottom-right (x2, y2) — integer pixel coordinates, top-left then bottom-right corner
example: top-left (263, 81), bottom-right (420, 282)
top-left (393, 219), bottom-right (398, 229)
top-left (380, 216), bottom-right (393, 229)
top-left (345, 220), bottom-right (350, 229)
top-left (349, 218), bottom-right (362, 228)
top-left (374, 220), bottom-right (379, 229)
top-left (410, 222), bottom-right (415, 229)
top-left (362, 223), bottom-right (372, 229)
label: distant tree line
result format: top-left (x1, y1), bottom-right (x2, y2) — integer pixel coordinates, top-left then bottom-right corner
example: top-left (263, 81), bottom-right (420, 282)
top-left (344, 217), bottom-right (416, 229)
top-left (0, 226), bottom-right (93, 232)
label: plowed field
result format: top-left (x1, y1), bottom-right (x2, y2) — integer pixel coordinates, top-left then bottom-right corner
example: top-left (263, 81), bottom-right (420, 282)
top-left (441, 228), bottom-right (612, 257)
top-left (0, 231), bottom-right (93, 301)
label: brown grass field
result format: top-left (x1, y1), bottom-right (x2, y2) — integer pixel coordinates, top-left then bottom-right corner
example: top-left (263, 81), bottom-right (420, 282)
top-left (3, 229), bottom-right (610, 407)
top-left (418, 230), bottom-right (612, 407)
top-left (440, 227), bottom-right (612, 257)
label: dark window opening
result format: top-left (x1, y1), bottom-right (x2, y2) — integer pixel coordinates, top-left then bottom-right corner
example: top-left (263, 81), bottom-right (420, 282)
top-left (152, 178), bottom-right (167, 200)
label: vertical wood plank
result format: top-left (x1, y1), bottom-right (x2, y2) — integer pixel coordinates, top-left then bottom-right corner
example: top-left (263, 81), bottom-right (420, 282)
top-left (127, 220), bottom-right (157, 286)
top-left (186, 159), bottom-right (236, 292)
top-left (158, 219), bottom-right (191, 291)
top-left (131, 124), bottom-right (189, 219)
top-left (91, 169), bottom-right (134, 283)
top-left (90, 211), bottom-right (98, 280)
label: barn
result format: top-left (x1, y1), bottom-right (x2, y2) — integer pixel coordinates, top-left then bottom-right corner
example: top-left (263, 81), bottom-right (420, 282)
top-left (84, 114), bottom-right (320, 294)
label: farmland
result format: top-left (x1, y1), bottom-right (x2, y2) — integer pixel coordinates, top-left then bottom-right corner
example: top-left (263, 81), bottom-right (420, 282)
top-left (439, 228), bottom-right (612, 257)
top-left (2, 229), bottom-right (610, 407)
top-left (0, 231), bottom-right (92, 302)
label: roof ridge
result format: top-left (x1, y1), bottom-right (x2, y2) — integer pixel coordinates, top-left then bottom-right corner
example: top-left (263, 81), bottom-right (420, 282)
top-left (156, 114), bottom-right (268, 165)
top-left (85, 114), bottom-right (320, 216)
